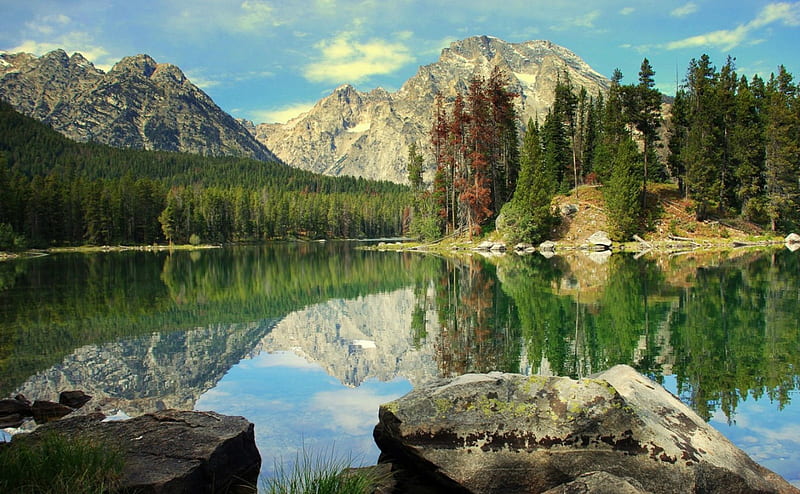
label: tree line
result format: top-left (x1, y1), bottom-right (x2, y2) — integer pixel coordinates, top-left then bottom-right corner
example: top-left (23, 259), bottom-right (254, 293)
top-left (411, 54), bottom-right (800, 241)
top-left (0, 101), bottom-right (411, 248)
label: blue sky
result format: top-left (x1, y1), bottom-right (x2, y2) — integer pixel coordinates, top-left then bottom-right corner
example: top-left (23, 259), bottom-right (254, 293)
top-left (2, 1), bottom-right (799, 124)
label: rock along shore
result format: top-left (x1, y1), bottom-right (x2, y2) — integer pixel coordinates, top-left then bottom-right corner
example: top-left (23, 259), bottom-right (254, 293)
top-left (373, 364), bottom-right (799, 494)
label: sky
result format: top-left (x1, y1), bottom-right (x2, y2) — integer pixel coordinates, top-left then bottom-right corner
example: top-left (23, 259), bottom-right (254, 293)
top-left (2, 1), bottom-right (799, 124)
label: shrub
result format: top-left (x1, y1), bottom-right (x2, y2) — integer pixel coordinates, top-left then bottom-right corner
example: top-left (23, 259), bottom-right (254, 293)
top-left (263, 448), bottom-right (388, 494)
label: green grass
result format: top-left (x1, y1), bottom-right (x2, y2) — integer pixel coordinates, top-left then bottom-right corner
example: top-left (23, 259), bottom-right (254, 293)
top-left (0, 433), bottom-right (124, 494)
top-left (262, 448), bottom-right (389, 494)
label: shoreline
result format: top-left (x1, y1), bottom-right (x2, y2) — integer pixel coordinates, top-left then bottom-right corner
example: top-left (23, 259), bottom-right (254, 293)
top-left (369, 235), bottom-right (790, 256)
top-left (0, 243), bottom-right (222, 261)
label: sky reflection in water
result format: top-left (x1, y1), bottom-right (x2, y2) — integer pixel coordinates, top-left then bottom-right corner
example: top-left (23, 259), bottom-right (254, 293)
top-left (196, 351), bottom-right (412, 477)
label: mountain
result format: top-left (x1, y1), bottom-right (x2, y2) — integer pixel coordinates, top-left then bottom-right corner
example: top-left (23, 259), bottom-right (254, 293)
top-left (0, 49), bottom-right (279, 162)
top-left (253, 36), bottom-right (610, 183)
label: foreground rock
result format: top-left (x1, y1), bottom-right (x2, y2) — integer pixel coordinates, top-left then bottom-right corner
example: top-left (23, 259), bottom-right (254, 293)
top-left (14, 410), bottom-right (260, 494)
top-left (374, 365), bottom-right (798, 494)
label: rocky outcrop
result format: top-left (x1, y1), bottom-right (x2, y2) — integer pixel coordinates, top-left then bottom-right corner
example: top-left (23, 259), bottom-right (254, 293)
top-left (15, 410), bottom-right (260, 494)
top-left (256, 36), bottom-right (609, 183)
top-left (0, 50), bottom-right (278, 162)
top-left (374, 365), bottom-right (798, 494)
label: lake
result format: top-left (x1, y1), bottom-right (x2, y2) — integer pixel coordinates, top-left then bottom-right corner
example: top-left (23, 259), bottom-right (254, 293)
top-left (1, 242), bottom-right (799, 487)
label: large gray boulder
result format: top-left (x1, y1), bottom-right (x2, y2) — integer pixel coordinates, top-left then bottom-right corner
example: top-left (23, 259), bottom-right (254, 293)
top-left (15, 410), bottom-right (261, 493)
top-left (374, 365), bottom-right (798, 494)
top-left (587, 231), bottom-right (613, 249)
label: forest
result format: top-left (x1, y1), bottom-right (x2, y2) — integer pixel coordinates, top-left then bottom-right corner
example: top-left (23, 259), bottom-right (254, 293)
top-left (412, 54), bottom-right (800, 241)
top-left (0, 100), bottom-right (411, 248)
top-left (2, 51), bottom-right (799, 249)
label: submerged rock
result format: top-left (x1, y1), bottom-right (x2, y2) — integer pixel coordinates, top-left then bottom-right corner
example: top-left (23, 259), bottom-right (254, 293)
top-left (15, 409), bottom-right (261, 493)
top-left (374, 365), bottom-right (798, 494)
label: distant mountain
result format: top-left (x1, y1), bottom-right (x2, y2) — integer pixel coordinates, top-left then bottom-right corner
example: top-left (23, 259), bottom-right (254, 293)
top-left (0, 49), bottom-right (279, 162)
top-left (252, 36), bottom-right (610, 183)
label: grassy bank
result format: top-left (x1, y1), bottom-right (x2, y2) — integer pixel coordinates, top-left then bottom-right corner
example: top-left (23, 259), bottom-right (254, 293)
top-left (0, 433), bottom-right (123, 494)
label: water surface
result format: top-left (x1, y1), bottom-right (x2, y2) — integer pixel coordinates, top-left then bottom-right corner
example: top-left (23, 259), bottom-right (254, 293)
top-left (1, 243), bottom-right (798, 486)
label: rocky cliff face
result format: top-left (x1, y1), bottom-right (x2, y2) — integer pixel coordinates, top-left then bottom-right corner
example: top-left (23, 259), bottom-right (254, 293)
top-left (255, 36), bottom-right (609, 183)
top-left (0, 49), bottom-right (279, 162)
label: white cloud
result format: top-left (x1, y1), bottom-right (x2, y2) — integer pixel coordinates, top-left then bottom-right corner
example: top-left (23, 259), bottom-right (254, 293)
top-left (250, 102), bottom-right (316, 123)
top-left (620, 7), bottom-right (635, 16)
top-left (311, 387), bottom-right (402, 435)
top-left (666, 2), bottom-right (800, 51)
top-left (304, 31), bottom-right (414, 84)
top-left (7, 33), bottom-right (114, 71)
top-left (550, 10), bottom-right (601, 31)
top-left (671, 2), bottom-right (698, 18)
top-left (238, 0), bottom-right (283, 31)
top-left (24, 14), bottom-right (71, 35)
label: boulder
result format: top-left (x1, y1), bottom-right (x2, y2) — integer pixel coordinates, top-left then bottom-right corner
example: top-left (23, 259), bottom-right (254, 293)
top-left (0, 413), bottom-right (27, 428)
top-left (541, 471), bottom-right (648, 494)
top-left (490, 242), bottom-right (507, 252)
top-left (16, 410), bottom-right (261, 494)
top-left (59, 390), bottom-right (92, 409)
top-left (514, 243), bottom-right (533, 252)
top-left (0, 397), bottom-right (32, 417)
top-left (539, 240), bottom-right (556, 252)
top-left (587, 231), bottom-right (612, 249)
top-left (785, 233), bottom-right (800, 244)
top-left (31, 400), bottom-right (73, 424)
top-left (560, 204), bottom-right (579, 216)
top-left (476, 241), bottom-right (495, 251)
top-left (374, 365), bottom-right (798, 494)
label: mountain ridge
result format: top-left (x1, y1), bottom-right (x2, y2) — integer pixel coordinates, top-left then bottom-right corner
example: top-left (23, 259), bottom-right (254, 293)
top-left (1, 36), bottom-right (609, 183)
top-left (0, 49), bottom-right (279, 163)
top-left (253, 36), bottom-right (610, 183)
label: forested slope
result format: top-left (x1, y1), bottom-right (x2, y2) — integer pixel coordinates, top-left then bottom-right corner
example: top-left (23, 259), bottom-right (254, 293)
top-left (0, 101), bottom-right (411, 248)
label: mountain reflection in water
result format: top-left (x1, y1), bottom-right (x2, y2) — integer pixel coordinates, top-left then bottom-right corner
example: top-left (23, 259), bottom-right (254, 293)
top-left (1, 244), bottom-right (798, 486)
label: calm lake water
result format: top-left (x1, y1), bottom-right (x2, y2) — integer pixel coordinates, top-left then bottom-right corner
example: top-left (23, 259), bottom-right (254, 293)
top-left (1, 242), bottom-right (799, 487)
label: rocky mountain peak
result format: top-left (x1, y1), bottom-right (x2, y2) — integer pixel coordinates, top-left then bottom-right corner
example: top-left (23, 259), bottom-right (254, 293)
top-left (255, 36), bottom-right (609, 183)
top-left (0, 50), bottom-right (278, 162)
top-left (110, 54), bottom-right (159, 78)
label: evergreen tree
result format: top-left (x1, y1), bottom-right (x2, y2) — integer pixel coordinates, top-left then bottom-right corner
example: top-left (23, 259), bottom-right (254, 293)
top-left (499, 118), bottom-right (557, 243)
top-left (764, 66), bottom-right (800, 231)
top-left (732, 75), bottom-right (767, 223)
top-left (603, 137), bottom-right (644, 239)
top-left (623, 58), bottom-right (662, 210)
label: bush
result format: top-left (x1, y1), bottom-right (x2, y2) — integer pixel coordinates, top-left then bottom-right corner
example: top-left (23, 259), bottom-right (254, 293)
top-left (188, 233), bottom-right (201, 246)
top-left (0, 432), bottom-right (124, 494)
top-left (0, 223), bottom-right (25, 251)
